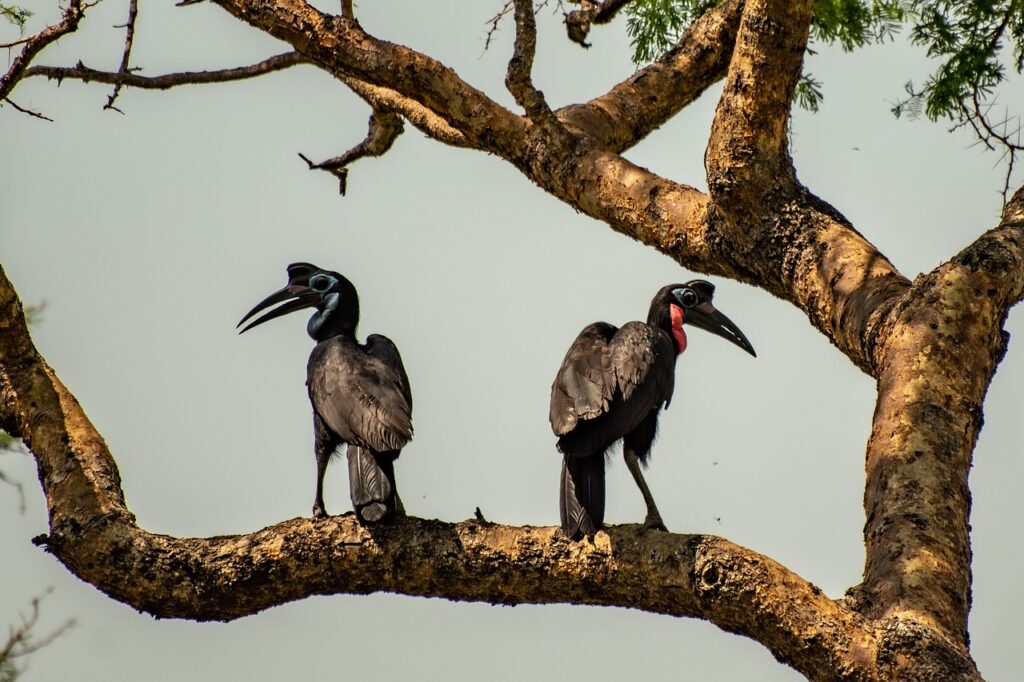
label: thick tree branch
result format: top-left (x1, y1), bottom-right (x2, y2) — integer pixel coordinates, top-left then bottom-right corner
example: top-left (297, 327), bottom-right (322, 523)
top-left (24, 52), bottom-right (307, 90)
top-left (0, 265), bottom-right (887, 681)
top-left (706, 0), bottom-right (813, 209)
top-left (0, 0), bottom-right (85, 101)
top-left (298, 108), bottom-right (404, 195)
top-left (337, 75), bottom-right (467, 148)
top-left (854, 186), bottom-right (1024, 642)
top-left (209, 0), bottom-right (526, 156)
top-left (506, 0), bottom-right (558, 129)
top-left (558, 0), bottom-right (743, 153)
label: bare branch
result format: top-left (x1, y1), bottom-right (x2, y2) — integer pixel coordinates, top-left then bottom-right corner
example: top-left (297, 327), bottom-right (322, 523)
top-left (104, 0), bottom-right (140, 112)
top-left (484, 0), bottom-right (513, 51)
top-left (2, 98), bottom-right (53, 122)
top-left (0, 590), bottom-right (75, 679)
top-left (298, 108), bottom-right (404, 196)
top-left (0, 0), bottom-right (85, 101)
top-left (24, 52), bottom-right (307, 91)
top-left (564, 0), bottom-right (631, 47)
top-left (958, 94), bottom-right (1024, 203)
top-left (0, 463), bottom-right (26, 513)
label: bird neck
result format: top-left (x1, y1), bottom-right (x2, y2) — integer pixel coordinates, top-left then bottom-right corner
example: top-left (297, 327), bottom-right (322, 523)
top-left (307, 293), bottom-right (359, 342)
top-left (647, 302), bottom-right (687, 355)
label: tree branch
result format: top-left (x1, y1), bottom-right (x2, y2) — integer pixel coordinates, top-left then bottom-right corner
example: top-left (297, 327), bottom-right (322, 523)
top-left (853, 186), bottom-right (1024, 641)
top-left (0, 260), bottom-right (874, 677)
top-left (0, 0), bottom-right (85, 101)
top-left (103, 0), bottom-right (140, 113)
top-left (706, 0), bottom-right (813, 209)
top-left (506, 0), bottom-right (569, 147)
top-left (298, 107), bottom-right (404, 195)
top-left (23, 52), bottom-right (308, 90)
top-left (336, 75), bottom-right (468, 148)
top-left (557, 0), bottom-right (743, 153)
top-left (209, 0), bottom-right (526, 156)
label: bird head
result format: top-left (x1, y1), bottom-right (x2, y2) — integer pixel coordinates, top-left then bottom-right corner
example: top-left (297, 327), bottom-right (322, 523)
top-left (237, 262), bottom-right (359, 340)
top-left (653, 280), bottom-right (756, 357)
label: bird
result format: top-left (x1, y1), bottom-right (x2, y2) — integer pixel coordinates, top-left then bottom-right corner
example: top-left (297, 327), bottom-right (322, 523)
top-left (549, 280), bottom-right (755, 539)
top-left (238, 263), bottom-right (413, 523)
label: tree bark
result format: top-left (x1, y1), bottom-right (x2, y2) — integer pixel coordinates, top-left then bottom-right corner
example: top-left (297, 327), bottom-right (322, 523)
top-left (3, 0), bottom-right (1024, 679)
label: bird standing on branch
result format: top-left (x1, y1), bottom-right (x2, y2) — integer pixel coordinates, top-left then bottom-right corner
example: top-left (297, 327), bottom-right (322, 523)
top-left (550, 281), bottom-right (755, 539)
top-left (239, 263), bottom-right (413, 522)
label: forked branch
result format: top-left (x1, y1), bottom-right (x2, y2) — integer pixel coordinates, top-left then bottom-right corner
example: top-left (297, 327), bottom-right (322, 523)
top-left (0, 0), bottom-right (85, 101)
top-left (298, 107), bottom-right (404, 195)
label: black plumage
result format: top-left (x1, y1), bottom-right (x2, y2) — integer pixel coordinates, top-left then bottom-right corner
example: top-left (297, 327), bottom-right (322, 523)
top-left (239, 263), bottom-right (412, 522)
top-left (550, 281), bottom-right (755, 539)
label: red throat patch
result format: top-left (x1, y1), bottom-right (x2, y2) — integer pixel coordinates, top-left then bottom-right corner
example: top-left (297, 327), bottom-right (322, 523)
top-left (669, 304), bottom-right (687, 354)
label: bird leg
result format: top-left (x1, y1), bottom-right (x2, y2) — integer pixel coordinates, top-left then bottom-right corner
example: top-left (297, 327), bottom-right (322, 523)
top-left (623, 448), bottom-right (667, 532)
top-left (312, 449), bottom-right (330, 519)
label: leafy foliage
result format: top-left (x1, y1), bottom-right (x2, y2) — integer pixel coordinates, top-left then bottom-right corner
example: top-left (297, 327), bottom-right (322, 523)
top-left (894, 2), bottom-right (1023, 121)
top-left (626, 0), bottom-right (717, 63)
top-left (795, 72), bottom-right (825, 112)
top-left (0, 4), bottom-right (32, 31)
top-left (624, 0), bottom-right (1024, 121)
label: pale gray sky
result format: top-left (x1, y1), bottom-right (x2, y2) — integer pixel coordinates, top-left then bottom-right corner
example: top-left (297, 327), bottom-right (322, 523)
top-left (2, 2), bottom-right (1022, 680)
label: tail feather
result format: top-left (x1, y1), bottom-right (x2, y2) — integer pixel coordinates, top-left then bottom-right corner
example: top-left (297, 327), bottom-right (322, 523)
top-left (347, 446), bottom-right (398, 523)
top-left (560, 454), bottom-right (605, 540)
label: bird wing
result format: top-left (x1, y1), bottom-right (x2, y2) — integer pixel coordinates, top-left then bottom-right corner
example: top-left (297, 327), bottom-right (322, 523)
top-left (608, 321), bottom-right (676, 411)
top-left (307, 336), bottom-right (413, 453)
top-left (549, 322), bottom-right (618, 436)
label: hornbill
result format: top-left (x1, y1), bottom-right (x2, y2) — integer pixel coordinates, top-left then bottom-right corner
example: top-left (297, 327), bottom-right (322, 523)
top-left (238, 263), bottom-right (412, 522)
top-left (549, 281), bottom-right (755, 539)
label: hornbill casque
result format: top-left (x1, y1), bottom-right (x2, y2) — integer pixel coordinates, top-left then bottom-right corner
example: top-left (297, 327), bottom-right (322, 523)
top-left (550, 281), bottom-right (755, 539)
top-left (238, 263), bottom-right (413, 523)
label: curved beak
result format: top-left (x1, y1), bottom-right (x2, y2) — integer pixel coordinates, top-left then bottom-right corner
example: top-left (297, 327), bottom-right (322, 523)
top-left (237, 284), bottom-right (319, 334)
top-left (686, 302), bottom-right (756, 357)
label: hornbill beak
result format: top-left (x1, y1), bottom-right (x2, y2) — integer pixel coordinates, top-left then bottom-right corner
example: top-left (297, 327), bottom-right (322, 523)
top-left (237, 284), bottom-right (320, 334)
top-left (686, 302), bottom-right (756, 357)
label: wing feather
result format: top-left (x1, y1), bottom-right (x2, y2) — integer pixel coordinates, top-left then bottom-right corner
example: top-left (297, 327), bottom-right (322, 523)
top-left (308, 335), bottom-right (413, 454)
top-left (549, 322), bottom-right (617, 436)
top-left (609, 322), bottom-right (674, 406)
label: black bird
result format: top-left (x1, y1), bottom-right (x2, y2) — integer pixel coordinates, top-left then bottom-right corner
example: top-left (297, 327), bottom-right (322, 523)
top-left (239, 263), bottom-right (412, 522)
top-left (549, 281), bottom-right (755, 539)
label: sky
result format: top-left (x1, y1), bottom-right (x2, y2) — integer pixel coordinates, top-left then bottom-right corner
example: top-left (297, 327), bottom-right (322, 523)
top-left (2, 1), bottom-right (1023, 680)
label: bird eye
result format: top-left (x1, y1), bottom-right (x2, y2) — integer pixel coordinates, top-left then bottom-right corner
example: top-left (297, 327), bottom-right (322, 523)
top-left (309, 275), bottom-right (332, 292)
top-left (679, 288), bottom-right (698, 308)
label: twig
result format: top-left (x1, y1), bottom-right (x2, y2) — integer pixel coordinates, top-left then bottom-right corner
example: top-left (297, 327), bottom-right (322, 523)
top-left (0, 466), bottom-right (26, 513)
top-left (2, 97), bottom-right (54, 121)
top-left (0, 590), bottom-right (76, 678)
top-left (104, 0), bottom-right (140, 113)
top-left (298, 108), bottom-right (404, 196)
top-left (484, 1), bottom-right (514, 51)
top-left (24, 52), bottom-right (307, 90)
top-left (0, 0), bottom-right (85, 101)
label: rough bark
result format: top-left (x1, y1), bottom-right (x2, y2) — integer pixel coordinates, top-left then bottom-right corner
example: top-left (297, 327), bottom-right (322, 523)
top-left (4, 0), bottom-right (1024, 679)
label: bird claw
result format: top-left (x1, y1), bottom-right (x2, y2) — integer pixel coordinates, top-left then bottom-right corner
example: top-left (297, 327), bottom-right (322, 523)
top-left (642, 515), bottom-right (668, 532)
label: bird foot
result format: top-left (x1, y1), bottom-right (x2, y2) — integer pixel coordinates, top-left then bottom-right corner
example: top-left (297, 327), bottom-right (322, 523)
top-left (312, 504), bottom-right (329, 519)
top-left (642, 514), bottom-right (668, 532)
